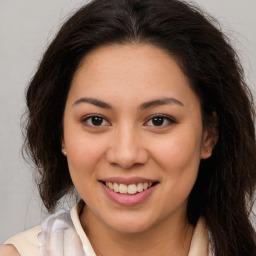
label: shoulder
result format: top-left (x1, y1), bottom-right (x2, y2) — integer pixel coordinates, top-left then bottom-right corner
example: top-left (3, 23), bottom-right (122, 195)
top-left (0, 244), bottom-right (20, 256)
top-left (3, 226), bottom-right (41, 256)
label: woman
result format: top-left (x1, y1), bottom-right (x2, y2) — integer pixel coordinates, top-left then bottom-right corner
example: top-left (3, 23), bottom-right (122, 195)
top-left (1, 0), bottom-right (255, 255)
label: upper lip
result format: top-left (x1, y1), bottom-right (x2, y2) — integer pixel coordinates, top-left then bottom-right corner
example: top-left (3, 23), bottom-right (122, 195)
top-left (100, 177), bottom-right (158, 185)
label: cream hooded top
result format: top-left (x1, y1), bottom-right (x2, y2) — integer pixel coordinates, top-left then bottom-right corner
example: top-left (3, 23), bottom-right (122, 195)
top-left (4, 201), bottom-right (214, 256)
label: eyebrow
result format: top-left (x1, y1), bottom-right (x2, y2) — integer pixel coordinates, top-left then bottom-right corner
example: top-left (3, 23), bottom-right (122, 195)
top-left (72, 97), bottom-right (184, 109)
top-left (73, 97), bottom-right (112, 109)
top-left (140, 97), bottom-right (184, 109)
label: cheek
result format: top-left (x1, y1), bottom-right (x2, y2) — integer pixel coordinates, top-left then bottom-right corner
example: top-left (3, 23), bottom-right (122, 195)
top-left (152, 130), bottom-right (202, 211)
top-left (64, 129), bottom-right (108, 177)
top-left (65, 136), bottom-right (107, 199)
top-left (151, 130), bottom-right (202, 170)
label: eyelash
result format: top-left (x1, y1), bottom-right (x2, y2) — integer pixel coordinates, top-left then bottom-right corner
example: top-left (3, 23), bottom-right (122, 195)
top-left (145, 114), bottom-right (176, 127)
top-left (81, 114), bottom-right (176, 128)
top-left (82, 114), bottom-right (110, 127)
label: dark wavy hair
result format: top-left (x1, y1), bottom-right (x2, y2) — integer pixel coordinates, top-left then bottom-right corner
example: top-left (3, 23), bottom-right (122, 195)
top-left (24, 0), bottom-right (256, 255)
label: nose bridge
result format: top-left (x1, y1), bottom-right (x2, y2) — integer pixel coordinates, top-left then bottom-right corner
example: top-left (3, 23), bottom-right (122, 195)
top-left (106, 122), bottom-right (148, 168)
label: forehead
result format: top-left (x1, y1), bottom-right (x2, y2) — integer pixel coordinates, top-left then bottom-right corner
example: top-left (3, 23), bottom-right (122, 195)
top-left (68, 43), bottom-right (199, 109)
top-left (75, 43), bottom-right (185, 82)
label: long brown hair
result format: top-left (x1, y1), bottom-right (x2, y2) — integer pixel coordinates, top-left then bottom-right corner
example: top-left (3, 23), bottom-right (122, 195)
top-left (24, 0), bottom-right (256, 255)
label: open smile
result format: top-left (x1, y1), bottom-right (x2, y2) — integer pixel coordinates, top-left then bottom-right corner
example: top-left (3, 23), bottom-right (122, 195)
top-left (101, 181), bottom-right (158, 194)
top-left (99, 178), bottom-right (159, 206)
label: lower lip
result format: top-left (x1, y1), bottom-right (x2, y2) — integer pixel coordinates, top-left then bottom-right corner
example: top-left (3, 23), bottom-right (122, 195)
top-left (100, 183), bottom-right (158, 207)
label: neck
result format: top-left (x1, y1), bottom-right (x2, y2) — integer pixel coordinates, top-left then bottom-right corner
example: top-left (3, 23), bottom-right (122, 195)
top-left (80, 206), bottom-right (194, 256)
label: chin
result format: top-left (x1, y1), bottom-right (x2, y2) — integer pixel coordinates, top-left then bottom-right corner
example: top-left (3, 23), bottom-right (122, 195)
top-left (104, 214), bottom-right (156, 234)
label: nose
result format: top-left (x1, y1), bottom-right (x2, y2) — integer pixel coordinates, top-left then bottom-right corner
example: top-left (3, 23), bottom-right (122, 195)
top-left (106, 125), bottom-right (148, 169)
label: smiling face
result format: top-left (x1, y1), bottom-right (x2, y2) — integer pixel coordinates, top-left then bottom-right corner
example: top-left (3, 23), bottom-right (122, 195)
top-left (63, 44), bottom-right (214, 235)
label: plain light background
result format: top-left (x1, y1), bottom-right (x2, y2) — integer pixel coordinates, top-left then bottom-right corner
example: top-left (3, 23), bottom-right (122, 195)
top-left (0, 0), bottom-right (256, 244)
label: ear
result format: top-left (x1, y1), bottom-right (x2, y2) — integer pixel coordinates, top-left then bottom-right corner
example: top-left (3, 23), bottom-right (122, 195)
top-left (61, 140), bottom-right (67, 156)
top-left (201, 112), bottom-right (218, 159)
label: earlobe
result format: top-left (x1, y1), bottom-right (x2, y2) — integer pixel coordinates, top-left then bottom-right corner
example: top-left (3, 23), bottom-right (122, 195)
top-left (201, 129), bottom-right (218, 159)
top-left (61, 141), bottom-right (67, 156)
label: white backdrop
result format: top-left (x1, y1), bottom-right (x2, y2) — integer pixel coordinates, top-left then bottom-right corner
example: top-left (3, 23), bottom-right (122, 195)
top-left (0, 0), bottom-right (255, 244)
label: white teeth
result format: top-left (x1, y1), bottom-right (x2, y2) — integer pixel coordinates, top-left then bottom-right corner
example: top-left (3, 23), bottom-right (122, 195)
top-left (105, 181), bottom-right (154, 194)
top-left (143, 182), bottom-right (149, 190)
top-left (137, 183), bottom-right (144, 192)
top-left (108, 182), bottom-right (113, 190)
top-left (119, 184), bottom-right (128, 194)
top-left (128, 184), bottom-right (137, 194)
top-left (113, 183), bottom-right (119, 192)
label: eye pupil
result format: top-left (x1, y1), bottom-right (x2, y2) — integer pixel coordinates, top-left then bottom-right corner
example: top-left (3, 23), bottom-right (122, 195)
top-left (152, 117), bottom-right (164, 126)
top-left (92, 116), bottom-right (103, 126)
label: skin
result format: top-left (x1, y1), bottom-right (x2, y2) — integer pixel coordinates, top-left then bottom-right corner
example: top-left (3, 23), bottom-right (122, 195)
top-left (0, 244), bottom-right (20, 256)
top-left (62, 43), bottom-right (216, 256)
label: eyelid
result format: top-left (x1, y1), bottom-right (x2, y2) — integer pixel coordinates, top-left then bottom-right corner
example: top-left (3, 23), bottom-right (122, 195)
top-left (81, 113), bottom-right (175, 128)
top-left (81, 114), bottom-right (111, 127)
top-left (144, 114), bottom-right (176, 127)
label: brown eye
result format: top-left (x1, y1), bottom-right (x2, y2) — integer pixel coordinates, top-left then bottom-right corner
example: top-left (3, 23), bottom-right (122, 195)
top-left (91, 116), bottom-right (103, 126)
top-left (152, 116), bottom-right (165, 126)
top-left (145, 115), bottom-right (175, 128)
top-left (82, 115), bottom-right (110, 127)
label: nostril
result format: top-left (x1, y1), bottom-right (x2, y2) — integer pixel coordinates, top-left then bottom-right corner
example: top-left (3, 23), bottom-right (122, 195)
top-left (105, 144), bottom-right (149, 169)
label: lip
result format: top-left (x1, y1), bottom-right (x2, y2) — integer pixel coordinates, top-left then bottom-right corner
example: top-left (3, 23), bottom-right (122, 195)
top-left (101, 176), bottom-right (157, 185)
top-left (100, 178), bottom-right (159, 207)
